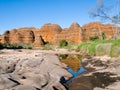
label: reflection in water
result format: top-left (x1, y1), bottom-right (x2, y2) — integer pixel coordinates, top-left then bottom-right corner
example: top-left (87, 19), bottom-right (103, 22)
top-left (66, 67), bottom-right (86, 84)
top-left (59, 54), bottom-right (87, 84)
top-left (59, 54), bottom-right (120, 90)
top-left (59, 54), bottom-right (81, 71)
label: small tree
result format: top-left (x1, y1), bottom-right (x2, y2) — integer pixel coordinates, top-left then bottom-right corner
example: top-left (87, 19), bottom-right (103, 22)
top-left (101, 32), bottom-right (106, 40)
top-left (89, 0), bottom-right (120, 39)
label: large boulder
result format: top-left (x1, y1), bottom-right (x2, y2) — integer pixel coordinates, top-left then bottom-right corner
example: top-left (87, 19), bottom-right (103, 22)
top-left (0, 50), bottom-right (72, 90)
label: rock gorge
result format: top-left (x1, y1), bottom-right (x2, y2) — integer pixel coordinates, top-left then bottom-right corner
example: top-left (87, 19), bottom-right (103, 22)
top-left (0, 22), bottom-right (120, 47)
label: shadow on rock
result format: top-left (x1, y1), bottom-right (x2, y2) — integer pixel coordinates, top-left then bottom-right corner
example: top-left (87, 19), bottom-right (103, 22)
top-left (67, 72), bottom-right (120, 90)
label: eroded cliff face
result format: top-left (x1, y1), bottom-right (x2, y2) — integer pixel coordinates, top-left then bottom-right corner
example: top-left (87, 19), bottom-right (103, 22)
top-left (39, 23), bottom-right (62, 43)
top-left (0, 22), bottom-right (119, 47)
top-left (56, 22), bottom-right (83, 44)
top-left (82, 22), bottom-right (120, 41)
top-left (0, 28), bottom-right (36, 44)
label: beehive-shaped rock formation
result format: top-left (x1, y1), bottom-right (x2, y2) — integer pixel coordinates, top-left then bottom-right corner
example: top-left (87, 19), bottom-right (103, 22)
top-left (0, 28), bottom-right (36, 44)
top-left (39, 23), bottom-right (62, 43)
top-left (33, 35), bottom-right (44, 47)
top-left (0, 22), bottom-right (119, 47)
top-left (56, 22), bottom-right (83, 43)
top-left (69, 22), bottom-right (81, 30)
top-left (82, 22), bottom-right (119, 40)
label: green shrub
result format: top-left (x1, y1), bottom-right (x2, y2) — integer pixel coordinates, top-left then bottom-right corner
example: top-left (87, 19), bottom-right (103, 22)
top-left (110, 40), bottom-right (120, 57)
top-left (6, 43), bottom-right (23, 49)
top-left (1, 43), bottom-right (33, 49)
top-left (77, 39), bottom-right (120, 57)
top-left (43, 42), bottom-right (52, 50)
top-left (59, 54), bottom-right (68, 59)
top-left (0, 43), bottom-right (4, 49)
top-left (87, 41), bottom-right (99, 55)
top-left (89, 35), bottom-right (99, 41)
top-left (19, 43), bottom-right (33, 49)
top-left (110, 45), bottom-right (120, 57)
top-left (44, 41), bottom-right (50, 45)
top-left (76, 42), bottom-right (90, 52)
top-left (59, 39), bottom-right (68, 47)
top-left (95, 43), bottom-right (112, 56)
top-left (101, 32), bottom-right (106, 40)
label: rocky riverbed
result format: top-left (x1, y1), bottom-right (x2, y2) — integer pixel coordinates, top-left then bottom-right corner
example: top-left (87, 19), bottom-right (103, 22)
top-left (68, 56), bottom-right (120, 90)
top-left (0, 49), bottom-right (120, 90)
top-left (0, 49), bottom-right (72, 90)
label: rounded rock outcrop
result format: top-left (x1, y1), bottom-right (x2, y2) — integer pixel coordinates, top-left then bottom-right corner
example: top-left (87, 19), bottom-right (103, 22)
top-left (40, 23), bottom-right (62, 33)
top-left (8, 28), bottom-right (35, 44)
top-left (69, 22), bottom-right (81, 30)
top-left (40, 24), bottom-right (62, 43)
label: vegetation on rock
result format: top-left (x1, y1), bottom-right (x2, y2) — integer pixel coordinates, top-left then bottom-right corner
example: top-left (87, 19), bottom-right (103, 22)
top-left (59, 39), bottom-right (68, 47)
top-left (89, 35), bottom-right (99, 41)
top-left (76, 39), bottom-right (120, 57)
top-left (58, 39), bottom-right (120, 57)
top-left (0, 43), bottom-right (32, 49)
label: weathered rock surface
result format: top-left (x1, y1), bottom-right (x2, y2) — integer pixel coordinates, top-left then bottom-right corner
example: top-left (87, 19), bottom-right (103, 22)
top-left (0, 22), bottom-right (119, 46)
top-left (33, 35), bottom-right (45, 47)
top-left (68, 56), bottom-right (120, 90)
top-left (56, 22), bottom-right (83, 44)
top-left (82, 22), bottom-right (120, 41)
top-left (0, 50), bottom-right (72, 90)
top-left (2, 28), bottom-right (36, 44)
top-left (0, 49), bottom-right (120, 90)
top-left (39, 23), bottom-right (62, 43)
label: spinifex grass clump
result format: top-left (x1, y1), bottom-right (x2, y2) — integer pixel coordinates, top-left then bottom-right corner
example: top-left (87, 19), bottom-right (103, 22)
top-left (59, 39), bottom-right (68, 48)
top-left (59, 54), bottom-right (68, 59)
top-left (42, 42), bottom-right (53, 50)
top-left (19, 43), bottom-right (33, 49)
top-left (76, 39), bottom-right (120, 57)
top-left (3, 43), bottom-right (23, 49)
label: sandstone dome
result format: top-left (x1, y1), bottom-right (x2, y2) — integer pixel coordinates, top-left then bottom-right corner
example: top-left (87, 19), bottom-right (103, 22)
top-left (69, 22), bottom-right (81, 30)
top-left (40, 23), bottom-right (62, 33)
top-left (82, 22), bottom-right (102, 29)
top-left (3, 30), bottom-right (10, 35)
top-left (10, 29), bottom-right (17, 34)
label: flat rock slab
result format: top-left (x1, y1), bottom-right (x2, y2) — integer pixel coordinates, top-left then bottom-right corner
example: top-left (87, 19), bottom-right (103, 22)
top-left (0, 49), bottom-right (72, 90)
